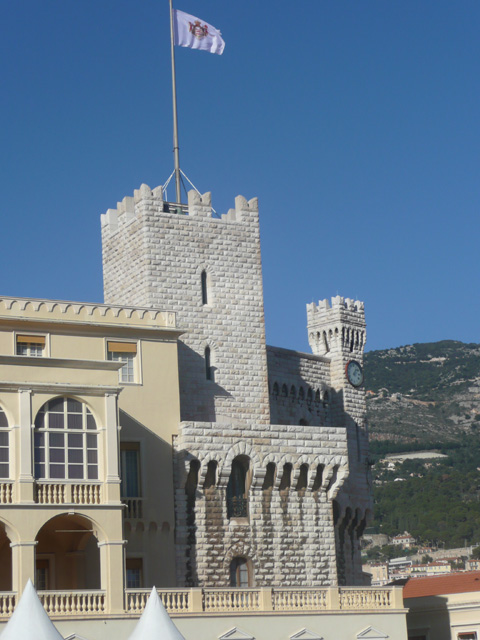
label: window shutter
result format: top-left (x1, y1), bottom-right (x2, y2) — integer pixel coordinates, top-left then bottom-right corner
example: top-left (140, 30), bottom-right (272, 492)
top-left (107, 341), bottom-right (137, 354)
top-left (17, 335), bottom-right (46, 346)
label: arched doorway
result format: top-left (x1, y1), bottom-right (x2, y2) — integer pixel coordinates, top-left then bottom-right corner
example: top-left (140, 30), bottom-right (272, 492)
top-left (0, 522), bottom-right (12, 590)
top-left (35, 514), bottom-right (100, 590)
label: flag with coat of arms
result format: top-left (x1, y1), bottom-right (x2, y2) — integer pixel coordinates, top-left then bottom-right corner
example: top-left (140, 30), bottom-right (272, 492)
top-left (173, 9), bottom-right (225, 55)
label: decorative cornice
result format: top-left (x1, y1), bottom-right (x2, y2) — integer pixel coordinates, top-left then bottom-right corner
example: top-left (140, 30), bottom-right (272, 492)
top-left (0, 296), bottom-right (177, 329)
top-left (0, 355), bottom-right (122, 371)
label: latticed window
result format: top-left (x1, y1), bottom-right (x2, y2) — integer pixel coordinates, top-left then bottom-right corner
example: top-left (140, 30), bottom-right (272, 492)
top-left (16, 334), bottom-right (45, 357)
top-left (0, 408), bottom-right (9, 479)
top-left (34, 398), bottom-right (98, 480)
top-left (107, 341), bottom-right (137, 383)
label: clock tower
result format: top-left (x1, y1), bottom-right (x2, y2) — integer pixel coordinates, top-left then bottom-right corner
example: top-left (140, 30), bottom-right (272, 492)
top-left (307, 296), bottom-right (371, 585)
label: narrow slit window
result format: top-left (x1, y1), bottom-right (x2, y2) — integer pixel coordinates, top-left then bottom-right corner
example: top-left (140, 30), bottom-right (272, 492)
top-left (201, 270), bottom-right (208, 305)
top-left (205, 346), bottom-right (213, 381)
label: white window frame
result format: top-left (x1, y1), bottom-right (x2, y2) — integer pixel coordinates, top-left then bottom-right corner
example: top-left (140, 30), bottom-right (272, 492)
top-left (14, 332), bottom-right (49, 357)
top-left (34, 397), bottom-right (100, 482)
top-left (0, 408), bottom-right (11, 480)
top-left (106, 340), bottom-right (141, 385)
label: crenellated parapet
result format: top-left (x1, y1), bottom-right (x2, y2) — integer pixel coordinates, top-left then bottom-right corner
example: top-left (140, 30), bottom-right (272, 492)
top-left (307, 296), bottom-right (366, 358)
top-left (100, 184), bottom-right (259, 235)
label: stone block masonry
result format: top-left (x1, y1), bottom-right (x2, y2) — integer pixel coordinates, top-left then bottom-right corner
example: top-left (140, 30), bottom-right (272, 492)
top-left (102, 186), bottom-right (270, 425)
top-left (101, 185), bottom-right (373, 589)
top-left (174, 420), bottom-right (348, 588)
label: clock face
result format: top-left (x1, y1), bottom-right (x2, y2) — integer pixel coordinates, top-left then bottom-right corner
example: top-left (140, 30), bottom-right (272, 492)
top-left (346, 360), bottom-right (364, 387)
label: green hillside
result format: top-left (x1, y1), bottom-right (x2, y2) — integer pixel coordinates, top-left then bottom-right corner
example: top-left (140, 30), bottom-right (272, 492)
top-left (364, 341), bottom-right (480, 549)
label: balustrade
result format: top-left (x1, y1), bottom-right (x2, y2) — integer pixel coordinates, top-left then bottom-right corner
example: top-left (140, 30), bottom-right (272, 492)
top-left (204, 588), bottom-right (260, 612)
top-left (0, 586), bottom-right (400, 620)
top-left (126, 589), bottom-right (190, 613)
top-left (123, 497), bottom-right (144, 519)
top-left (339, 587), bottom-right (392, 609)
top-left (0, 483), bottom-right (13, 504)
top-left (0, 593), bottom-right (16, 617)
top-left (35, 483), bottom-right (102, 505)
top-left (39, 591), bottom-right (106, 615)
top-left (273, 588), bottom-right (328, 611)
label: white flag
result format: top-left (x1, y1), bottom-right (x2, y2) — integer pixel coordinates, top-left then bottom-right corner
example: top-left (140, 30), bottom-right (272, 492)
top-left (173, 10), bottom-right (225, 55)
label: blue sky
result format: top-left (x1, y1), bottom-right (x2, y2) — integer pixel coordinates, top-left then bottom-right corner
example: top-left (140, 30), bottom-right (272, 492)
top-left (1, 1), bottom-right (479, 353)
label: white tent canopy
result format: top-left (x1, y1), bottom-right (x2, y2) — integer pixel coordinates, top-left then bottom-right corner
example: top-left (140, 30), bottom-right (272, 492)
top-left (128, 587), bottom-right (186, 640)
top-left (0, 579), bottom-right (64, 640)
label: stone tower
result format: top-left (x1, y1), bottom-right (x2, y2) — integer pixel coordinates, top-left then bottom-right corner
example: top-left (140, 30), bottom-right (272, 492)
top-left (102, 185), bottom-right (270, 425)
top-left (307, 297), bottom-right (371, 585)
top-left (101, 185), bottom-right (372, 588)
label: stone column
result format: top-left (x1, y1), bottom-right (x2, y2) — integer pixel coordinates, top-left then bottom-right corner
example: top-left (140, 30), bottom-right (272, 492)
top-left (11, 540), bottom-right (37, 594)
top-left (98, 540), bottom-right (125, 614)
top-left (17, 389), bottom-right (34, 503)
top-left (104, 392), bottom-right (121, 503)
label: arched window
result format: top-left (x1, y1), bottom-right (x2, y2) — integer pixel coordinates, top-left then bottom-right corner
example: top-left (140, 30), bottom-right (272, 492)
top-left (34, 397), bottom-right (98, 480)
top-left (204, 460), bottom-right (217, 489)
top-left (262, 462), bottom-right (276, 491)
top-left (201, 270), bottom-right (208, 305)
top-left (230, 557), bottom-right (250, 587)
top-left (279, 463), bottom-right (292, 491)
top-left (226, 456), bottom-right (249, 518)
top-left (296, 464), bottom-right (308, 491)
top-left (0, 408), bottom-right (9, 479)
top-left (307, 388), bottom-right (313, 408)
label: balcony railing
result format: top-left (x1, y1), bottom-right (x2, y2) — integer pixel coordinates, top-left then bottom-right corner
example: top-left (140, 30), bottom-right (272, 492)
top-left (273, 588), bottom-right (328, 611)
top-left (126, 588), bottom-right (190, 614)
top-left (123, 497), bottom-right (144, 519)
top-left (227, 496), bottom-right (248, 518)
top-left (0, 586), bottom-right (404, 620)
top-left (39, 590), bottom-right (106, 616)
top-left (125, 586), bottom-right (403, 615)
top-left (0, 593), bottom-right (16, 616)
top-left (339, 587), bottom-right (395, 609)
top-left (35, 483), bottom-right (102, 505)
top-left (0, 483), bottom-right (13, 504)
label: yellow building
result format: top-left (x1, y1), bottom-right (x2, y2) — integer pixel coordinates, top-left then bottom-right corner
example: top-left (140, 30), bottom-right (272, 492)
top-left (0, 295), bottom-right (181, 612)
top-left (404, 572), bottom-right (480, 640)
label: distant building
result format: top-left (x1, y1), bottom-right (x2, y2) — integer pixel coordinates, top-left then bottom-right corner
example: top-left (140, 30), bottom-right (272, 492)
top-left (404, 572), bottom-right (480, 640)
top-left (410, 561), bottom-right (452, 577)
top-left (392, 532), bottom-right (416, 548)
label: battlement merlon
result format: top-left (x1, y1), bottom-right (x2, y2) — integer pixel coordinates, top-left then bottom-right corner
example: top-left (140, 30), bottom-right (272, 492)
top-left (307, 296), bottom-right (366, 358)
top-left (100, 184), bottom-right (259, 233)
top-left (307, 296), bottom-right (366, 328)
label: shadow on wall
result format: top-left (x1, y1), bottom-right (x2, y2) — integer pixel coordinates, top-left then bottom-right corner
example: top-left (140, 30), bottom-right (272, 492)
top-left (118, 410), bottom-right (177, 588)
top-left (177, 342), bottom-right (232, 423)
top-left (404, 595), bottom-right (450, 640)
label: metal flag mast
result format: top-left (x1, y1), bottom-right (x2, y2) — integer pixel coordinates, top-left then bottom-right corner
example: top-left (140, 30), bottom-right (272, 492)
top-left (169, 0), bottom-right (181, 204)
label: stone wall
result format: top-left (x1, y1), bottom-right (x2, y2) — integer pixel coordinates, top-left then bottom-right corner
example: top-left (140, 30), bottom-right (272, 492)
top-left (174, 420), bottom-right (349, 587)
top-left (266, 346), bottom-right (336, 426)
top-left (101, 186), bottom-right (270, 425)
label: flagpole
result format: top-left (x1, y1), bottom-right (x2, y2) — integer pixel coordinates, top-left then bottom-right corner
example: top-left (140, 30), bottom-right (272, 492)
top-left (169, 0), bottom-right (181, 204)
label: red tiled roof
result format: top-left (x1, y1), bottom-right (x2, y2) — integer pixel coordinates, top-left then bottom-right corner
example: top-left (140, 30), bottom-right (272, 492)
top-left (403, 571), bottom-right (480, 598)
